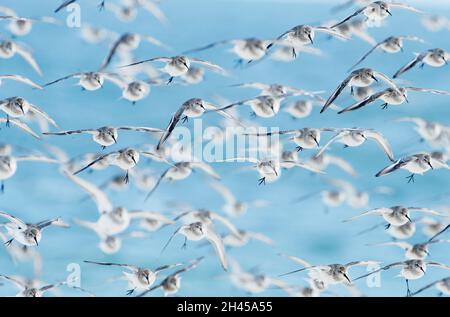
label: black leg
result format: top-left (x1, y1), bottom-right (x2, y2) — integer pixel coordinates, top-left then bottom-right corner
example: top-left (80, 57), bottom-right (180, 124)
top-left (4, 238), bottom-right (13, 246)
top-left (181, 237), bottom-right (187, 249)
top-left (420, 63), bottom-right (425, 69)
top-left (98, 1), bottom-right (105, 10)
top-left (350, 86), bottom-right (354, 96)
top-left (292, 48), bottom-right (297, 58)
top-left (250, 112), bottom-right (256, 118)
top-left (132, 101), bottom-right (136, 106)
top-left (384, 223), bottom-right (391, 230)
top-left (101, 146), bottom-right (106, 150)
top-left (406, 174), bottom-right (415, 183)
top-left (234, 59), bottom-right (244, 68)
top-left (406, 279), bottom-right (411, 297)
top-left (343, 145), bottom-right (349, 148)
top-left (0, 181), bottom-right (4, 193)
top-left (181, 116), bottom-right (188, 123)
top-left (123, 171), bottom-right (129, 184)
top-left (296, 146), bottom-right (303, 152)
top-left (381, 103), bottom-right (388, 110)
top-left (258, 177), bottom-right (266, 185)
top-left (6, 115), bottom-right (10, 128)
top-left (126, 288), bottom-right (135, 296)
top-left (167, 77), bottom-right (174, 85)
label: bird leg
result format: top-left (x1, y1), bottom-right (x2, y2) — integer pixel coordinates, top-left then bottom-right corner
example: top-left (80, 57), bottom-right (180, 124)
top-left (420, 63), bottom-right (425, 69)
top-left (167, 77), bottom-right (174, 85)
top-left (132, 101), bottom-right (136, 106)
top-left (384, 223), bottom-right (391, 230)
top-left (181, 116), bottom-right (189, 123)
top-left (295, 146), bottom-right (303, 152)
top-left (4, 238), bottom-right (14, 246)
top-left (6, 115), bottom-right (10, 127)
top-left (350, 86), bottom-right (354, 96)
top-left (292, 48), bottom-right (297, 59)
top-left (0, 181), bottom-right (4, 193)
top-left (406, 279), bottom-right (411, 297)
top-left (181, 237), bottom-right (187, 249)
top-left (126, 288), bottom-right (135, 296)
top-left (250, 111), bottom-right (257, 118)
top-left (123, 171), bottom-right (129, 184)
top-left (406, 174), bottom-right (415, 183)
top-left (380, 103), bottom-right (388, 110)
top-left (101, 146), bottom-right (106, 150)
top-left (98, 1), bottom-right (105, 10)
top-left (258, 177), bottom-right (266, 185)
top-left (234, 59), bottom-right (244, 68)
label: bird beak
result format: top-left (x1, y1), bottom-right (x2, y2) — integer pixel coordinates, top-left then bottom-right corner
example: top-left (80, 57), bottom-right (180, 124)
top-left (183, 62), bottom-right (189, 69)
top-left (442, 57), bottom-right (448, 65)
top-left (308, 34), bottom-right (314, 45)
top-left (112, 135), bottom-right (117, 143)
top-left (19, 105), bottom-right (25, 114)
top-left (371, 75), bottom-right (378, 82)
top-left (424, 250), bottom-right (430, 256)
top-left (403, 95), bottom-right (409, 103)
top-left (405, 215), bottom-right (412, 223)
top-left (312, 136), bottom-right (319, 147)
top-left (343, 273), bottom-right (351, 284)
top-left (427, 161), bottom-right (433, 169)
top-left (272, 166), bottom-right (278, 176)
top-left (419, 267), bottom-right (425, 274)
top-left (386, 9), bottom-right (392, 16)
top-left (132, 157), bottom-right (137, 165)
top-left (145, 275), bottom-right (150, 284)
top-left (34, 237), bottom-right (38, 246)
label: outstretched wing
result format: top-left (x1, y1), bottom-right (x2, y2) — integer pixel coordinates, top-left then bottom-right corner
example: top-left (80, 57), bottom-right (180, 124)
top-left (393, 52), bottom-right (426, 78)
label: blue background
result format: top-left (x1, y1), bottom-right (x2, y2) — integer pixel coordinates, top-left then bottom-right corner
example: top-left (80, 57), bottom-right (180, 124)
top-left (0, 0), bottom-right (449, 296)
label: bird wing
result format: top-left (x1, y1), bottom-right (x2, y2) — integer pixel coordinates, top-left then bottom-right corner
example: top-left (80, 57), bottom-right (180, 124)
top-left (370, 241), bottom-right (412, 250)
top-left (278, 253), bottom-right (313, 267)
top-left (13, 42), bottom-right (42, 76)
top-left (0, 211), bottom-right (26, 229)
top-left (72, 152), bottom-right (114, 175)
top-left (320, 74), bottom-right (353, 113)
top-left (393, 52), bottom-right (426, 78)
top-left (63, 170), bottom-right (113, 214)
top-left (28, 103), bottom-right (58, 128)
top-left (375, 156), bottom-right (412, 177)
top-left (331, 6), bottom-right (367, 28)
top-left (206, 227), bottom-right (228, 271)
top-left (190, 58), bottom-right (228, 76)
top-left (0, 274), bottom-right (26, 290)
top-left (182, 40), bottom-right (231, 55)
top-left (189, 161), bottom-right (221, 180)
top-left (43, 129), bottom-right (96, 136)
top-left (54, 0), bottom-right (77, 13)
top-left (116, 126), bottom-right (164, 134)
top-left (406, 86), bottom-right (450, 95)
top-left (209, 181), bottom-right (236, 205)
top-left (83, 260), bottom-right (138, 272)
top-left (408, 207), bottom-right (443, 216)
top-left (390, 2), bottom-right (424, 14)
top-left (43, 72), bottom-right (82, 87)
top-left (138, 0), bottom-right (168, 25)
top-left (349, 40), bottom-right (385, 71)
top-left (0, 118), bottom-right (40, 139)
top-left (343, 208), bottom-right (387, 222)
top-left (156, 104), bottom-right (186, 149)
top-left (154, 263), bottom-right (182, 273)
top-left (364, 130), bottom-right (395, 161)
top-left (315, 131), bottom-right (347, 157)
top-left (210, 212), bottom-right (240, 236)
top-left (0, 74), bottom-right (42, 89)
top-left (314, 26), bottom-right (351, 40)
top-left (327, 155), bottom-right (358, 176)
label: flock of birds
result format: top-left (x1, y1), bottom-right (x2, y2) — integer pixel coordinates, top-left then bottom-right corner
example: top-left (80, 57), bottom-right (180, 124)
top-left (0, 0), bottom-right (449, 297)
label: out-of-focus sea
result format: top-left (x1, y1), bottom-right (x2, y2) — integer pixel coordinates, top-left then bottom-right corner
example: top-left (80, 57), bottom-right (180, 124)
top-left (0, 0), bottom-right (449, 296)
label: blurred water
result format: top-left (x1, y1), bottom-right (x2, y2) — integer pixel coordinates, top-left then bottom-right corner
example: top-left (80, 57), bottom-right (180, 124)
top-left (0, 0), bottom-right (449, 297)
